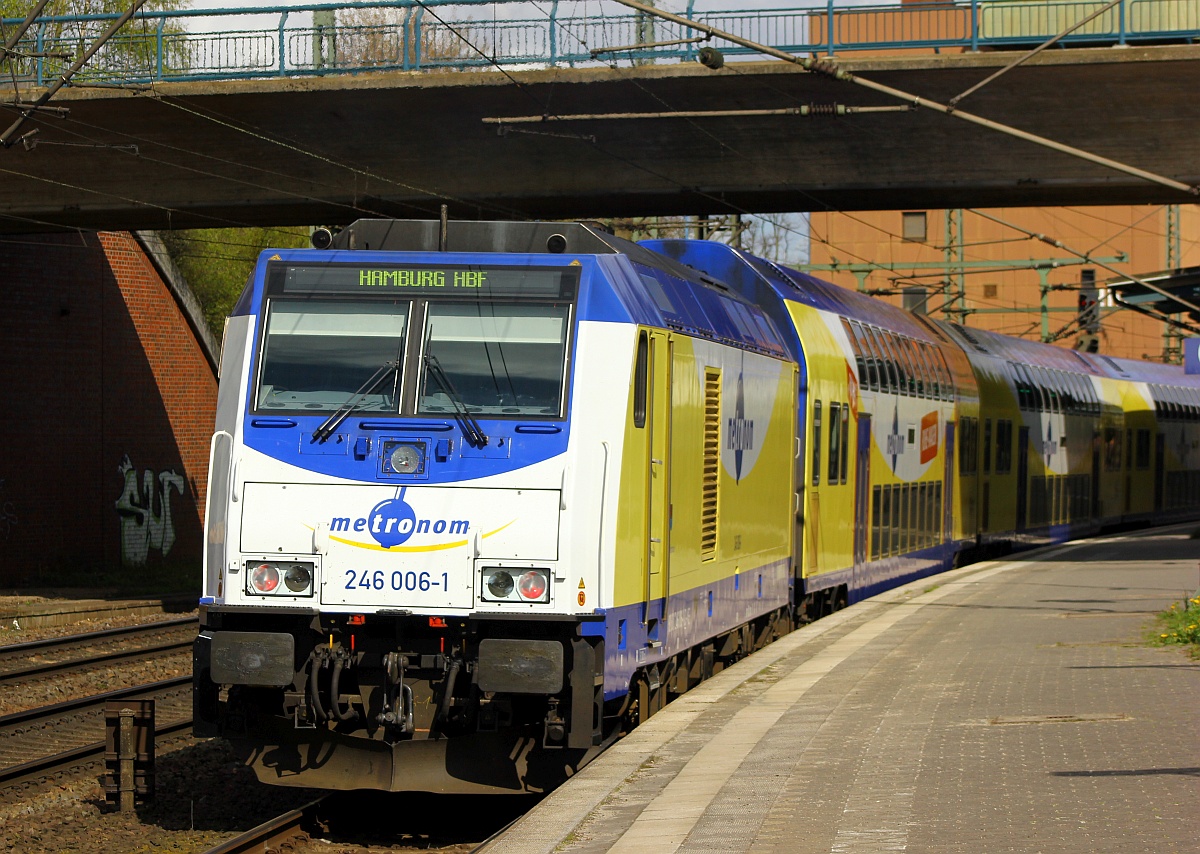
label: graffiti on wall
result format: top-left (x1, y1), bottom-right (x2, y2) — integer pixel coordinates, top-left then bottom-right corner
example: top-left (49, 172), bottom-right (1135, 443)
top-left (115, 455), bottom-right (187, 567)
top-left (0, 479), bottom-right (16, 541)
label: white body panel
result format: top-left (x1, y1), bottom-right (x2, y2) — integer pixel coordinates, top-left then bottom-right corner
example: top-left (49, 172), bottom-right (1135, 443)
top-left (206, 319), bottom-right (638, 618)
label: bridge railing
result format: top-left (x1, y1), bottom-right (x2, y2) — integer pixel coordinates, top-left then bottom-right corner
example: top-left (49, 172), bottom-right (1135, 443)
top-left (2, 0), bottom-right (1198, 85)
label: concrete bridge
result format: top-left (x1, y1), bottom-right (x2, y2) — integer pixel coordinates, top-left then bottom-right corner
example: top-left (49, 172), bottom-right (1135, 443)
top-left (1, 43), bottom-right (1199, 233)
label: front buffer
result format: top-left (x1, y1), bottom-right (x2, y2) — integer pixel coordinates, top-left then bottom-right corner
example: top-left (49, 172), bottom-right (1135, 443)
top-left (194, 609), bottom-right (607, 793)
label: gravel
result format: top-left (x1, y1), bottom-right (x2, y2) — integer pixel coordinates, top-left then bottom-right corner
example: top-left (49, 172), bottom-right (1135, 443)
top-left (0, 600), bottom-right (318, 853)
top-left (0, 605), bottom-right (196, 719)
top-left (0, 600), bottom-right (525, 853)
top-left (0, 737), bottom-right (321, 854)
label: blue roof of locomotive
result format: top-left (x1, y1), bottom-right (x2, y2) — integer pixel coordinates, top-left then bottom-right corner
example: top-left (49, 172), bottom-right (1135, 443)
top-left (644, 239), bottom-right (1200, 390)
top-left (642, 239), bottom-right (941, 351)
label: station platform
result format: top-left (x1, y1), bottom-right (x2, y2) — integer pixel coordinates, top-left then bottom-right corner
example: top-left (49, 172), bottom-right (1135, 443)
top-left (0, 592), bottom-right (194, 630)
top-left (487, 525), bottom-right (1200, 854)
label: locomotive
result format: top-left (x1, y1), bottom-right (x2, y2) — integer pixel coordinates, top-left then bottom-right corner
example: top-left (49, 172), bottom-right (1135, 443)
top-left (194, 218), bottom-right (1200, 793)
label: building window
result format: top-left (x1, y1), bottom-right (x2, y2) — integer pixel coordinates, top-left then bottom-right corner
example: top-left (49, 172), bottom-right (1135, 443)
top-left (983, 283), bottom-right (998, 299)
top-left (902, 211), bottom-right (927, 242)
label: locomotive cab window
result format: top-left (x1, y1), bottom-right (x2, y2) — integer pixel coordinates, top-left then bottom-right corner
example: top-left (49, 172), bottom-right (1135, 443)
top-left (418, 303), bottom-right (570, 417)
top-left (633, 331), bottom-right (649, 428)
top-left (257, 300), bottom-right (408, 412)
top-left (255, 262), bottom-right (578, 419)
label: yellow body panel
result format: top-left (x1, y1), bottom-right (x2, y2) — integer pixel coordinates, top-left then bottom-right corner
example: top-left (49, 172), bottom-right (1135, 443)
top-left (612, 328), bottom-right (796, 610)
top-left (787, 302), bottom-right (856, 578)
top-left (974, 358), bottom-right (1022, 536)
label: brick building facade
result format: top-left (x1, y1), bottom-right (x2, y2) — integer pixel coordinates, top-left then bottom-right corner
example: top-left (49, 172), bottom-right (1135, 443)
top-left (807, 205), bottom-right (1200, 363)
top-left (0, 231), bottom-right (217, 588)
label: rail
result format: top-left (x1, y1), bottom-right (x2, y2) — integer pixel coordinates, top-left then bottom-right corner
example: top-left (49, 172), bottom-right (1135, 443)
top-left (0, 676), bottom-right (192, 791)
top-left (0, 617), bottom-right (197, 684)
top-left (200, 796), bottom-right (329, 854)
top-left (1, 0), bottom-right (1198, 87)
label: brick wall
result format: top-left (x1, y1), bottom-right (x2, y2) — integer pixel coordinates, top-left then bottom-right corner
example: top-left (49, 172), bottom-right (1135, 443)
top-left (0, 232), bottom-right (216, 588)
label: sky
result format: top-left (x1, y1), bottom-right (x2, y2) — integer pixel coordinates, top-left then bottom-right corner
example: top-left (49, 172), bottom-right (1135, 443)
top-left (178, 0), bottom-right (852, 34)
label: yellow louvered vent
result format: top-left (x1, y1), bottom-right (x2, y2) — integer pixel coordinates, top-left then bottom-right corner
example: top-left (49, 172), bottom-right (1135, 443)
top-left (702, 369), bottom-right (721, 559)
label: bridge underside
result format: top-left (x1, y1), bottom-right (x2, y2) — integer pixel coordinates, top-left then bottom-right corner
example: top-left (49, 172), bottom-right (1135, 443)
top-left (1, 44), bottom-right (1198, 234)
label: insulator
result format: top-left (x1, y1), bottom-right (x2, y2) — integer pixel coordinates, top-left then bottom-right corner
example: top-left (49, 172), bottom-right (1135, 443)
top-left (808, 58), bottom-right (842, 79)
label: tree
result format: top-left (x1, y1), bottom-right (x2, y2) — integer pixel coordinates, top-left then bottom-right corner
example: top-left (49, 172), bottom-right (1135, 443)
top-left (606, 213), bottom-right (810, 266)
top-left (0, 0), bottom-right (190, 83)
top-left (310, 5), bottom-right (486, 72)
top-left (161, 227), bottom-right (309, 340)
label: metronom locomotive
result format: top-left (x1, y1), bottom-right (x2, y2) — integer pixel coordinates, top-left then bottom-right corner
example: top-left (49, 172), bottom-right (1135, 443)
top-left (194, 219), bottom-right (1200, 793)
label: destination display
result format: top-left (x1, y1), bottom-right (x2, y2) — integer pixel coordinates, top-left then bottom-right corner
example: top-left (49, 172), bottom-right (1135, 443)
top-left (274, 263), bottom-right (578, 299)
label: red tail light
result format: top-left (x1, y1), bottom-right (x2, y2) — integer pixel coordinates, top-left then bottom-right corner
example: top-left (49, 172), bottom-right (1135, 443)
top-left (517, 570), bottom-right (548, 601)
top-left (251, 563), bottom-right (280, 593)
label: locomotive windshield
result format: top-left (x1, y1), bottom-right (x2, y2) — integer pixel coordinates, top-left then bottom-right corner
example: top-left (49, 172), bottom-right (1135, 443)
top-left (257, 299), bottom-right (407, 412)
top-left (418, 303), bottom-right (569, 416)
top-left (254, 261), bottom-right (577, 418)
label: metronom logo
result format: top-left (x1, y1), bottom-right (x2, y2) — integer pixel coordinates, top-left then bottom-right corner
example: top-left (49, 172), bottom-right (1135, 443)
top-left (329, 489), bottom-right (468, 549)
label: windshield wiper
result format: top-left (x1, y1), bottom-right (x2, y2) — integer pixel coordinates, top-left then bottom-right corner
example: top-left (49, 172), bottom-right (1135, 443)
top-left (424, 353), bottom-right (488, 449)
top-left (312, 360), bottom-right (398, 443)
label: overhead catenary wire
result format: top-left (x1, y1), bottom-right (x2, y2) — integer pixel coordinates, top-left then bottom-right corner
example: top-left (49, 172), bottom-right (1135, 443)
top-left (24, 104), bottom-right (424, 227)
top-left (945, 0), bottom-right (1127, 110)
top-left (411, 1), bottom-right (822, 252)
top-left (0, 0), bottom-right (149, 148)
top-left (0, 161), bottom-right (302, 232)
top-left (0, 0), bottom-right (53, 60)
top-left (0, 5), bottom-right (536, 236)
top-left (0, 5), bottom-right (327, 240)
top-left (0, 7), bottom-right (766, 263)
top-left (146, 94), bottom-right (515, 220)
top-left (2, 0), bottom-right (1161, 326)
top-left (0, 0), bottom-right (1171, 357)
top-left (967, 208), bottom-right (1200, 317)
top-left (484, 104), bottom-right (912, 123)
top-left (602, 0), bottom-right (1200, 199)
top-left (1, 1), bottom-right (828, 264)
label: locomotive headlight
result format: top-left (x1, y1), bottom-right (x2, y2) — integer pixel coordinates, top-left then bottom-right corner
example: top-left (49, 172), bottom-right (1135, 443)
top-left (245, 559), bottom-right (316, 596)
top-left (250, 562), bottom-right (280, 593)
top-left (284, 563), bottom-right (312, 592)
top-left (486, 570), bottom-right (515, 598)
top-left (389, 443), bottom-right (423, 474)
top-left (482, 567), bottom-right (551, 603)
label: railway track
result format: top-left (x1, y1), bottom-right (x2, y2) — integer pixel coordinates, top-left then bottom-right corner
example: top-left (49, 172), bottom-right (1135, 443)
top-left (198, 791), bottom-right (536, 853)
top-left (201, 796), bottom-right (330, 854)
top-left (0, 617), bottom-right (196, 685)
top-left (0, 676), bottom-right (192, 794)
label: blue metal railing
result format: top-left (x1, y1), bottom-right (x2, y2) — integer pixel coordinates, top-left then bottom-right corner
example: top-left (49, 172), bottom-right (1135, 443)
top-left (1, 0), bottom-right (1197, 86)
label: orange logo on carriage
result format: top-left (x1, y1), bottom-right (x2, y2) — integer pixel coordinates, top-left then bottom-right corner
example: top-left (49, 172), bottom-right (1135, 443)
top-left (920, 412), bottom-right (939, 464)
